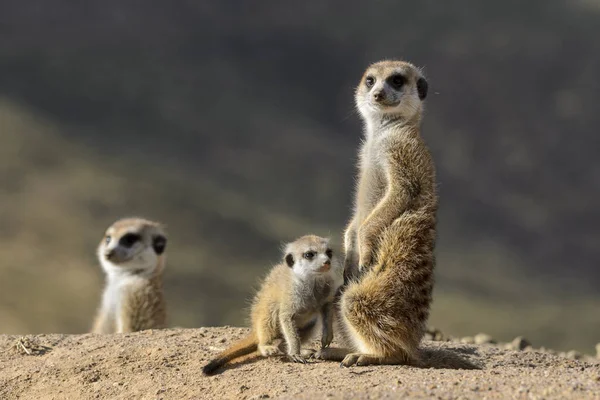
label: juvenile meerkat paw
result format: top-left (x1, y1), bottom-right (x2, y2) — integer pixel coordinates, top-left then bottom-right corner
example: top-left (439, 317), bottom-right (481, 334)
top-left (288, 354), bottom-right (308, 364)
top-left (301, 348), bottom-right (316, 358)
top-left (321, 332), bottom-right (333, 349)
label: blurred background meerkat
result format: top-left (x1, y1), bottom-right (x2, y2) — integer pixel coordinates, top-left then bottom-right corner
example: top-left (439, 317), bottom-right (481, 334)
top-left (92, 218), bottom-right (168, 334)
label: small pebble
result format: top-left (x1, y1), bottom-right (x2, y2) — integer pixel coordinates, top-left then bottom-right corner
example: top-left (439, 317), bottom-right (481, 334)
top-left (565, 350), bottom-right (581, 360)
top-left (474, 333), bottom-right (495, 345)
top-left (595, 343), bottom-right (600, 359)
top-left (460, 337), bottom-right (474, 344)
top-left (511, 336), bottom-right (531, 351)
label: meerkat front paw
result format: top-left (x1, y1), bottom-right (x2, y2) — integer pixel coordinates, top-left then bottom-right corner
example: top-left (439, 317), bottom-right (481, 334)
top-left (357, 235), bottom-right (376, 270)
top-left (343, 254), bottom-right (360, 284)
top-left (358, 247), bottom-right (375, 270)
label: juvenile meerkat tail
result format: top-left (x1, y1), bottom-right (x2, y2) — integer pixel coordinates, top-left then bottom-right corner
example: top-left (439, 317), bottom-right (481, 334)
top-left (202, 331), bottom-right (258, 375)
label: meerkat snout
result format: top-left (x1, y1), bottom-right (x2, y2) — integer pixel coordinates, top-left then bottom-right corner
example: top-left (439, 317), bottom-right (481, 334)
top-left (105, 248), bottom-right (116, 261)
top-left (373, 90), bottom-right (384, 102)
top-left (319, 258), bottom-right (332, 272)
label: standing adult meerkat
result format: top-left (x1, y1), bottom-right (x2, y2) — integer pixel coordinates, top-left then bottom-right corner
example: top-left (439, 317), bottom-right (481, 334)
top-left (317, 60), bottom-right (461, 368)
top-left (202, 235), bottom-right (343, 375)
top-left (92, 217), bottom-right (168, 334)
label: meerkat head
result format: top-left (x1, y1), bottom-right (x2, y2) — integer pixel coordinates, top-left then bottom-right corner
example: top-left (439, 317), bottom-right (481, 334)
top-left (283, 235), bottom-right (340, 278)
top-left (98, 217), bottom-right (167, 277)
top-left (355, 60), bottom-right (428, 124)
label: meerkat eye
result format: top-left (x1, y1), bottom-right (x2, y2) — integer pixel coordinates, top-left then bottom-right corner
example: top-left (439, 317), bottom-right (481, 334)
top-left (105, 236), bottom-right (111, 245)
top-left (325, 249), bottom-right (333, 259)
top-left (119, 233), bottom-right (141, 248)
top-left (365, 76), bottom-right (375, 88)
top-left (388, 74), bottom-right (405, 89)
top-left (303, 251), bottom-right (316, 260)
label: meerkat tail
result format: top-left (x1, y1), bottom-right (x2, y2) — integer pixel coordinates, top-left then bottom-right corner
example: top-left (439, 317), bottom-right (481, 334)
top-left (202, 331), bottom-right (258, 375)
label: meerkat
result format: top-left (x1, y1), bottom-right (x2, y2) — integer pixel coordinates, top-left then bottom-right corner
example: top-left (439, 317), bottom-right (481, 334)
top-left (316, 60), bottom-right (451, 367)
top-left (91, 217), bottom-right (168, 334)
top-left (202, 235), bottom-right (343, 375)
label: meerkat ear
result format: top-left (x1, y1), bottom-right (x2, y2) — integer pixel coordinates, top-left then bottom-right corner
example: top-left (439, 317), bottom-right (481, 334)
top-left (152, 235), bottom-right (167, 255)
top-left (417, 77), bottom-right (428, 100)
top-left (285, 253), bottom-right (294, 268)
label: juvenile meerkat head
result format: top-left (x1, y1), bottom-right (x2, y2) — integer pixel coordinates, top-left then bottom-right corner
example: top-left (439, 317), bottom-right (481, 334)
top-left (355, 60), bottom-right (428, 123)
top-left (283, 235), bottom-right (340, 278)
top-left (98, 218), bottom-right (167, 277)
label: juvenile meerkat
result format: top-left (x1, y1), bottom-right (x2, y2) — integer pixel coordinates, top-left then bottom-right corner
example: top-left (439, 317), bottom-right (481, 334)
top-left (92, 217), bottom-right (168, 334)
top-left (317, 60), bottom-right (440, 367)
top-left (202, 235), bottom-right (343, 375)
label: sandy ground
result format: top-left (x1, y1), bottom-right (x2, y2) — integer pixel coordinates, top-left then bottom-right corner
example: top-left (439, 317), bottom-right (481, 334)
top-left (1, 327), bottom-right (599, 400)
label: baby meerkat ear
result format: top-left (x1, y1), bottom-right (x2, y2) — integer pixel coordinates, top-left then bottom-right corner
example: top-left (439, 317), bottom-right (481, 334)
top-left (417, 77), bottom-right (428, 100)
top-left (285, 253), bottom-right (294, 268)
top-left (152, 235), bottom-right (167, 255)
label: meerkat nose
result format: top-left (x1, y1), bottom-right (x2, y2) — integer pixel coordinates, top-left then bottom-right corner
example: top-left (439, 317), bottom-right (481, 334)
top-left (373, 91), bottom-right (384, 101)
top-left (324, 259), bottom-right (331, 266)
top-left (105, 249), bottom-right (116, 260)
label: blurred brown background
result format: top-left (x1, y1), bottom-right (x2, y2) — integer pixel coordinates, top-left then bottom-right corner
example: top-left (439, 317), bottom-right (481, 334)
top-left (0, 1), bottom-right (598, 353)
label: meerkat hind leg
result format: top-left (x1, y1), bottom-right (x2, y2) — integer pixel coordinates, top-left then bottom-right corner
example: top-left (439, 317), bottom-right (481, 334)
top-left (258, 343), bottom-right (284, 357)
top-left (314, 347), bottom-right (353, 361)
top-left (340, 353), bottom-right (394, 367)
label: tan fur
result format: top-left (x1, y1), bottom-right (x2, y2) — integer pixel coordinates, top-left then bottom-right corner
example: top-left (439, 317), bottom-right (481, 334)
top-left (317, 60), bottom-right (475, 368)
top-left (202, 235), bottom-right (343, 375)
top-left (92, 218), bottom-right (167, 334)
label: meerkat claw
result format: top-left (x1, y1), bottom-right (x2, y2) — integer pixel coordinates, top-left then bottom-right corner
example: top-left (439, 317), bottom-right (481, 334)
top-left (288, 354), bottom-right (307, 364)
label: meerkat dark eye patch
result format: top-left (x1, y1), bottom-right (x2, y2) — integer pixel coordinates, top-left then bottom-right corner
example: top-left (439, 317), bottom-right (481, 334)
top-left (387, 74), bottom-right (406, 90)
top-left (105, 235), bottom-right (111, 245)
top-left (285, 253), bottom-right (294, 267)
top-left (119, 233), bottom-right (141, 248)
top-left (303, 251), bottom-right (316, 260)
top-left (417, 77), bottom-right (428, 100)
top-left (152, 235), bottom-right (167, 255)
top-left (325, 249), bottom-right (333, 259)
top-left (365, 76), bottom-right (375, 88)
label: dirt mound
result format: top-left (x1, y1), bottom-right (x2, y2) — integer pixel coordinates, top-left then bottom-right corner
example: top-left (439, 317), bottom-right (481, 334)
top-left (1, 327), bottom-right (599, 399)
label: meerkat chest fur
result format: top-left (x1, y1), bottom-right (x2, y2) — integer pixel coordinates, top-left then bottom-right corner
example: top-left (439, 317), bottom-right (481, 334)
top-left (290, 274), bottom-right (335, 315)
top-left (355, 131), bottom-right (395, 221)
top-left (102, 272), bottom-right (152, 313)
